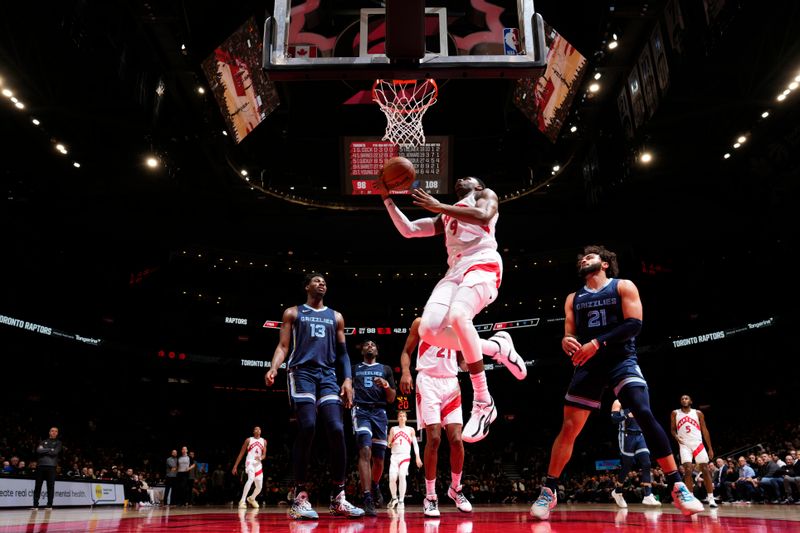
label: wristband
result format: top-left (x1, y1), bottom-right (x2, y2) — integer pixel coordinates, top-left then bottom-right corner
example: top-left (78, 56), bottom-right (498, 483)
top-left (591, 339), bottom-right (600, 349)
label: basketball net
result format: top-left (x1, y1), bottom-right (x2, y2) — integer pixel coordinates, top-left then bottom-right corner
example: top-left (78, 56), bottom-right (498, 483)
top-left (372, 79), bottom-right (438, 146)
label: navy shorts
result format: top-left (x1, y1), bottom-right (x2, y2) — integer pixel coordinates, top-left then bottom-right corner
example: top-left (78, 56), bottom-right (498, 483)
top-left (564, 356), bottom-right (647, 411)
top-left (619, 432), bottom-right (650, 458)
top-left (288, 366), bottom-right (341, 407)
top-left (351, 406), bottom-right (388, 449)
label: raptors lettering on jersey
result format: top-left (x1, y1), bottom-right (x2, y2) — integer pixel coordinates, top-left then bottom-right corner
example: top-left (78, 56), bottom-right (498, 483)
top-left (390, 427), bottom-right (415, 455)
top-left (675, 409), bottom-right (702, 442)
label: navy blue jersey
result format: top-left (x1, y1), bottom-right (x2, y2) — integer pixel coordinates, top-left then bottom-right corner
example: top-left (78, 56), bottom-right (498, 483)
top-left (573, 278), bottom-right (636, 360)
top-left (618, 408), bottom-right (642, 433)
top-left (352, 362), bottom-right (396, 407)
top-left (288, 304), bottom-right (338, 369)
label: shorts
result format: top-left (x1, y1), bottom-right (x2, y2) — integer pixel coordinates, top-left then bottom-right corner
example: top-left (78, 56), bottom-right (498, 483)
top-left (389, 453), bottom-right (411, 477)
top-left (288, 366), bottom-right (341, 407)
top-left (415, 373), bottom-right (462, 429)
top-left (426, 255), bottom-right (503, 314)
top-left (564, 357), bottom-right (647, 411)
top-left (245, 460), bottom-right (263, 480)
top-left (678, 441), bottom-right (710, 464)
top-left (351, 406), bottom-right (388, 449)
top-left (618, 432), bottom-right (650, 458)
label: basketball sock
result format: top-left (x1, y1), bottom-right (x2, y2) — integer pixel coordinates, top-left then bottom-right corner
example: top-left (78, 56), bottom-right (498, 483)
top-left (294, 485), bottom-right (305, 498)
top-left (331, 482), bottom-right (345, 499)
top-left (643, 484), bottom-right (652, 497)
top-left (665, 470), bottom-right (682, 487)
top-left (545, 476), bottom-right (559, 493)
top-left (425, 479), bottom-right (437, 497)
top-left (451, 472), bottom-right (462, 489)
top-left (470, 371), bottom-right (490, 403)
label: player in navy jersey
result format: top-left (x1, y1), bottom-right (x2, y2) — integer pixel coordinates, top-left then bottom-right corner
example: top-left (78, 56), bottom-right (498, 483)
top-left (610, 399), bottom-right (660, 507)
top-left (531, 245), bottom-right (703, 520)
top-left (265, 273), bottom-right (364, 520)
top-left (351, 340), bottom-right (396, 515)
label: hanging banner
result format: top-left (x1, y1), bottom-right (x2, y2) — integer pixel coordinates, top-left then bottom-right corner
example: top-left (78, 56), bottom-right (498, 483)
top-left (650, 24), bottom-right (670, 94)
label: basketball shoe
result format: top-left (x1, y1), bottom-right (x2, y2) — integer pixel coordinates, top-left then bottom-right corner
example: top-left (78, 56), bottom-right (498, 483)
top-left (611, 490), bottom-right (627, 508)
top-left (423, 496), bottom-right (440, 517)
top-left (642, 494), bottom-right (661, 506)
top-left (447, 485), bottom-right (473, 513)
top-left (462, 396), bottom-right (497, 443)
top-left (289, 491), bottom-right (319, 520)
top-left (387, 498), bottom-right (399, 509)
top-left (671, 482), bottom-right (704, 516)
top-left (247, 496), bottom-right (259, 508)
top-left (330, 491), bottom-right (365, 518)
top-left (530, 487), bottom-right (557, 520)
top-left (488, 331), bottom-right (527, 380)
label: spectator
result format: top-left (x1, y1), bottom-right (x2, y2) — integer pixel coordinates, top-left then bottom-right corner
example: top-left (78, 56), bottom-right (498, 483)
top-left (176, 446), bottom-right (191, 506)
top-left (782, 455), bottom-right (800, 503)
top-left (757, 452), bottom-right (784, 502)
top-left (187, 451), bottom-right (198, 505)
top-left (164, 449), bottom-right (178, 506)
top-left (33, 427), bottom-right (62, 510)
top-left (733, 456), bottom-right (757, 503)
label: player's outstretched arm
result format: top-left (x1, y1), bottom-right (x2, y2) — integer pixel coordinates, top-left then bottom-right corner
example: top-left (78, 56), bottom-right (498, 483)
top-left (265, 307), bottom-right (295, 387)
top-left (399, 318), bottom-right (421, 394)
top-left (412, 187), bottom-right (498, 225)
top-left (382, 195), bottom-right (443, 238)
top-left (232, 438), bottom-right (249, 475)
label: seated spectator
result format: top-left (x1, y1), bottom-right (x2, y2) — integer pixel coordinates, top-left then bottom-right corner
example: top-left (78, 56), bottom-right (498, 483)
top-left (783, 455), bottom-right (800, 503)
top-left (757, 453), bottom-right (784, 502)
top-left (733, 456), bottom-right (757, 503)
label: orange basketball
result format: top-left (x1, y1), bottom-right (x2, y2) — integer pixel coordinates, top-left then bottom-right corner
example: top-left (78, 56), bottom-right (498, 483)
top-left (380, 157), bottom-right (416, 191)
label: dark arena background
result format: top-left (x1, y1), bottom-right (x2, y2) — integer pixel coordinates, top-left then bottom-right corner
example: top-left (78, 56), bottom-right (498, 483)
top-left (0, 1), bottom-right (797, 532)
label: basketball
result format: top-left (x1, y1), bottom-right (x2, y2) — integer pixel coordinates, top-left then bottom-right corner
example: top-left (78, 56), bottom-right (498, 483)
top-left (380, 157), bottom-right (416, 191)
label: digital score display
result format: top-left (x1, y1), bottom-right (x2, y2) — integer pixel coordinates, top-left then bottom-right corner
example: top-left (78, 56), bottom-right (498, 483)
top-left (343, 136), bottom-right (451, 195)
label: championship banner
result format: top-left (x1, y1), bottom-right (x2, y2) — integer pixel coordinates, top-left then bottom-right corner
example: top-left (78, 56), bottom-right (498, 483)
top-left (638, 46), bottom-right (659, 118)
top-left (0, 478), bottom-right (125, 507)
top-left (617, 86), bottom-right (634, 139)
top-left (201, 17), bottom-right (279, 143)
top-left (650, 24), bottom-right (670, 94)
top-left (627, 68), bottom-right (646, 129)
top-left (512, 21), bottom-right (587, 143)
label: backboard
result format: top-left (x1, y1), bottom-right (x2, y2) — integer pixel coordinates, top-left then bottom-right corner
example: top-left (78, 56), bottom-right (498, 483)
top-left (263, 0), bottom-right (547, 80)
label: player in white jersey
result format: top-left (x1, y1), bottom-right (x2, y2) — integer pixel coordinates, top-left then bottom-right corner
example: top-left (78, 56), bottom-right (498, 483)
top-left (399, 317), bottom-right (472, 517)
top-left (386, 410), bottom-right (422, 509)
top-left (380, 176), bottom-right (527, 443)
top-left (233, 426), bottom-right (267, 508)
top-left (671, 395), bottom-right (717, 506)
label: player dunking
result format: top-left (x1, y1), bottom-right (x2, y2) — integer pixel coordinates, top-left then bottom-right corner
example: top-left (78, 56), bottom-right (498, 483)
top-left (531, 246), bottom-right (703, 520)
top-left (232, 426), bottom-right (267, 508)
top-left (671, 394), bottom-right (717, 507)
top-left (400, 317), bottom-right (472, 517)
top-left (379, 177), bottom-right (527, 442)
top-left (265, 273), bottom-right (364, 519)
top-left (386, 410), bottom-right (422, 509)
top-left (610, 400), bottom-right (660, 507)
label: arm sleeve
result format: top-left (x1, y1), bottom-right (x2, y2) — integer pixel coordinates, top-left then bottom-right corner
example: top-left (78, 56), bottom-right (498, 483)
top-left (384, 199), bottom-right (437, 238)
top-left (595, 318), bottom-right (642, 346)
top-left (336, 342), bottom-right (352, 380)
top-left (385, 366), bottom-right (396, 389)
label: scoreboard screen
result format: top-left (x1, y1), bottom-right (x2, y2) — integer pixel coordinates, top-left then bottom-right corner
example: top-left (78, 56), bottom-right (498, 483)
top-left (343, 136), bottom-right (451, 195)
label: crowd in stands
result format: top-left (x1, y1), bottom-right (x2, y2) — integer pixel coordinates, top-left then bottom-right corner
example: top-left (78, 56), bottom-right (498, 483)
top-left (3, 411), bottom-right (800, 508)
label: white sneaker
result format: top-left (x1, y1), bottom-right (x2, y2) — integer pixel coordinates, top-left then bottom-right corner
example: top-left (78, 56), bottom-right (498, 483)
top-left (397, 501), bottom-right (405, 510)
top-left (488, 331), bottom-right (527, 380)
top-left (706, 495), bottom-right (718, 508)
top-left (329, 491), bottom-right (365, 518)
top-left (423, 496), bottom-right (440, 517)
top-left (289, 491), bottom-right (319, 520)
top-left (611, 491), bottom-right (627, 508)
top-left (238, 501), bottom-right (247, 509)
top-left (642, 494), bottom-right (661, 506)
top-left (530, 487), bottom-right (557, 521)
top-left (447, 485), bottom-right (473, 513)
top-left (671, 482), bottom-right (704, 516)
top-left (462, 396), bottom-right (497, 443)
top-left (387, 497), bottom-right (398, 509)
top-left (247, 496), bottom-right (259, 508)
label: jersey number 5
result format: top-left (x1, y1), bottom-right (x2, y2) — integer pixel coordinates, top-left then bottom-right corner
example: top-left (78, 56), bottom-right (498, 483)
top-left (309, 324), bottom-right (326, 338)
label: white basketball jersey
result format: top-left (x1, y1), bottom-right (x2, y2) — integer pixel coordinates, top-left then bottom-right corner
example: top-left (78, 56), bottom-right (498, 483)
top-left (390, 426), bottom-right (415, 455)
top-left (416, 340), bottom-right (459, 377)
top-left (674, 409), bottom-right (702, 443)
top-left (441, 193), bottom-right (499, 268)
top-left (246, 437), bottom-right (266, 463)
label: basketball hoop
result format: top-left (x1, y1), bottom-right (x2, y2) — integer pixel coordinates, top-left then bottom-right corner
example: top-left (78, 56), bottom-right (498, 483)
top-left (372, 79), bottom-right (438, 146)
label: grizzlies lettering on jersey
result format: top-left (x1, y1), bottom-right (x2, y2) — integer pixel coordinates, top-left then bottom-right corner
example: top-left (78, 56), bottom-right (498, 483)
top-left (574, 278), bottom-right (636, 361)
top-left (353, 362), bottom-right (396, 406)
top-left (288, 304), bottom-right (337, 369)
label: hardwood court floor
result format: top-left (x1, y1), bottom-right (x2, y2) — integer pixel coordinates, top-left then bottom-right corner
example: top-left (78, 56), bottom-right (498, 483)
top-left (3, 503), bottom-right (799, 532)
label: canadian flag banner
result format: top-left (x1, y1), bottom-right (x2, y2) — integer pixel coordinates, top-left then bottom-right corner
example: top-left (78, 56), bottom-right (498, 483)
top-left (287, 45), bottom-right (318, 58)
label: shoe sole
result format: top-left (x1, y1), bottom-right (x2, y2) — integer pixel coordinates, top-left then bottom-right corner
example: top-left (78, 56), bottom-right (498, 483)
top-left (463, 402), bottom-right (497, 443)
top-left (492, 332), bottom-right (527, 379)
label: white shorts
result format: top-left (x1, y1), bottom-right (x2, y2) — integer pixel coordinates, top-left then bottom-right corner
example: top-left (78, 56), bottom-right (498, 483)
top-left (426, 255), bottom-right (502, 314)
top-left (678, 441), bottom-right (709, 464)
top-left (389, 453), bottom-right (411, 477)
top-left (245, 460), bottom-right (264, 480)
top-left (415, 373), bottom-right (462, 429)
